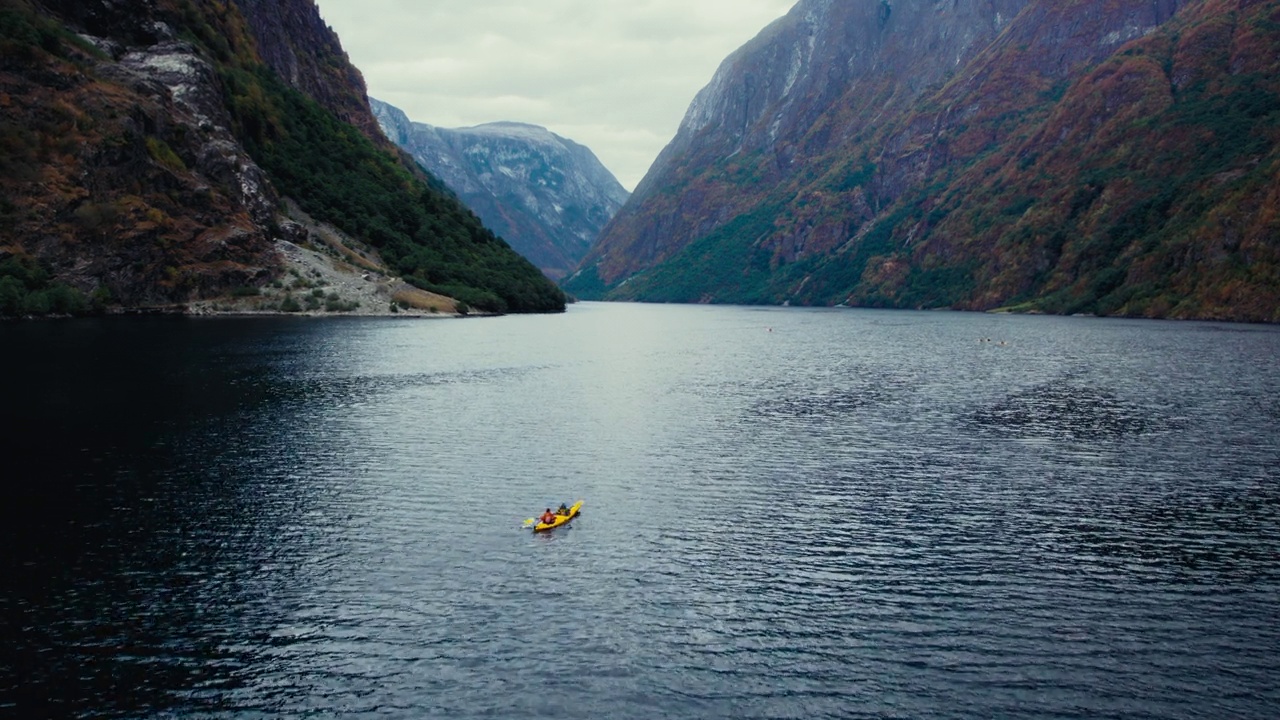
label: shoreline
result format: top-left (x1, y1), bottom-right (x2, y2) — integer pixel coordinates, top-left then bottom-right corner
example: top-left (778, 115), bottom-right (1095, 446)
top-left (0, 307), bottom-right (476, 321)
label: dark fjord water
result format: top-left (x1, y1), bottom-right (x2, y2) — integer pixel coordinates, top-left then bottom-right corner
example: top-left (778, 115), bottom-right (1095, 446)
top-left (2, 303), bottom-right (1278, 719)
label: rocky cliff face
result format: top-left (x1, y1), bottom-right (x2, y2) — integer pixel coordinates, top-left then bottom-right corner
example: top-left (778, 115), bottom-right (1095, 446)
top-left (232, 0), bottom-right (384, 143)
top-left (0, 0), bottom-right (563, 314)
top-left (1, 0), bottom-right (279, 306)
top-left (372, 99), bottom-right (629, 280)
top-left (568, 0), bottom-right (1278, 322)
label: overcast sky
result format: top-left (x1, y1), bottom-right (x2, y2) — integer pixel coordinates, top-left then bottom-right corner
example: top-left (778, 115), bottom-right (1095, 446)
top-left (311, 0), bottom-right (797, 191)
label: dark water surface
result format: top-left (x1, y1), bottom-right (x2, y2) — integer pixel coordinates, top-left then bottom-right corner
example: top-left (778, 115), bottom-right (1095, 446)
top-left (2, 303), bottom-right (1278, 719)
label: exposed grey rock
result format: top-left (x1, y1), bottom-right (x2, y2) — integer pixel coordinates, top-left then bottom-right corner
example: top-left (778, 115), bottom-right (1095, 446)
top-left (112, 40), bottom-right (277, 227)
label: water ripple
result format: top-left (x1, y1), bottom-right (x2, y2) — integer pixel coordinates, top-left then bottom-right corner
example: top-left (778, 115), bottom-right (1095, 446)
top-left (1, 308), bottom-right (1278, 719)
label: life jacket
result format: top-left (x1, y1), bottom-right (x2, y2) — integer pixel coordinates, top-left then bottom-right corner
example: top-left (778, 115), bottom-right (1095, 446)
top-left (541, 512), bottom-right (556, 524)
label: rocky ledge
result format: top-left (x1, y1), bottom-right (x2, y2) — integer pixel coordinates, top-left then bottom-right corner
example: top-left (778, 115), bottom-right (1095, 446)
top-left (184, 204), bottom-right (466, 318)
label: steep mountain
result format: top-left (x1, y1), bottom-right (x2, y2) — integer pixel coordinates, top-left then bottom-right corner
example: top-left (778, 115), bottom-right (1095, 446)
top-left (233, 0), bottom-right (384, 142)
top-left (566, 0), bottom-right (1279, 323)
top-left (0, 0), bottom-right (564, 315)
top-left (371, 99), bottom-right (630, 280)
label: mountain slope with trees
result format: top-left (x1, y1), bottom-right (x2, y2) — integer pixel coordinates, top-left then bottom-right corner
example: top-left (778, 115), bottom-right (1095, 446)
top-left (566, 0), bottom-right (1278, 322)
top-left (0, 0), bottom-right (565, 315)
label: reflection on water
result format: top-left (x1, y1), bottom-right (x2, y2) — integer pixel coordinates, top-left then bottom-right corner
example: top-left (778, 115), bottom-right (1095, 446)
top-left (1, 306), bottom-right (1278, 719)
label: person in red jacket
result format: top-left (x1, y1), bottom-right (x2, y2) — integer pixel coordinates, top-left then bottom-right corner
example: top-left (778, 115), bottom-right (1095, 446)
top-left (540, 508), bottom-right (557, 525)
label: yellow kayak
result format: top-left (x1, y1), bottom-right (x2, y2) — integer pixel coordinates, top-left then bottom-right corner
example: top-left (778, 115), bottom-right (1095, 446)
top-left (533, 500), bottom-right (583, 532)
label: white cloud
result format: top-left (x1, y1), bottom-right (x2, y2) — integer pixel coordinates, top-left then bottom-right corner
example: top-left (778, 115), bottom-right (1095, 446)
top-left (313, 0), bottom-right (797, 190)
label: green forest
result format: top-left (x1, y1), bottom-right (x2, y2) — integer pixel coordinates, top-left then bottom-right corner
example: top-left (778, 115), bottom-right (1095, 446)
top-left (218, 65), bottom-right (565, 314)
top-left (0, 256), bottom-right (97, 317)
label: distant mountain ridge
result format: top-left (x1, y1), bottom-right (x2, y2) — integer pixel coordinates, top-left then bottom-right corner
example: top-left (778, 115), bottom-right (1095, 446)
top-left (567, 0), bottom-right (1279, 323)
top-left (372, 99), bottom-right (629, 280)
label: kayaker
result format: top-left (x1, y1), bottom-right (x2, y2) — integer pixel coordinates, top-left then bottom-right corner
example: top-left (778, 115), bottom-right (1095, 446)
top-left (557, 503), bottom-right (569, 515)
top-left (540, 508), bottom-right (557, 525)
